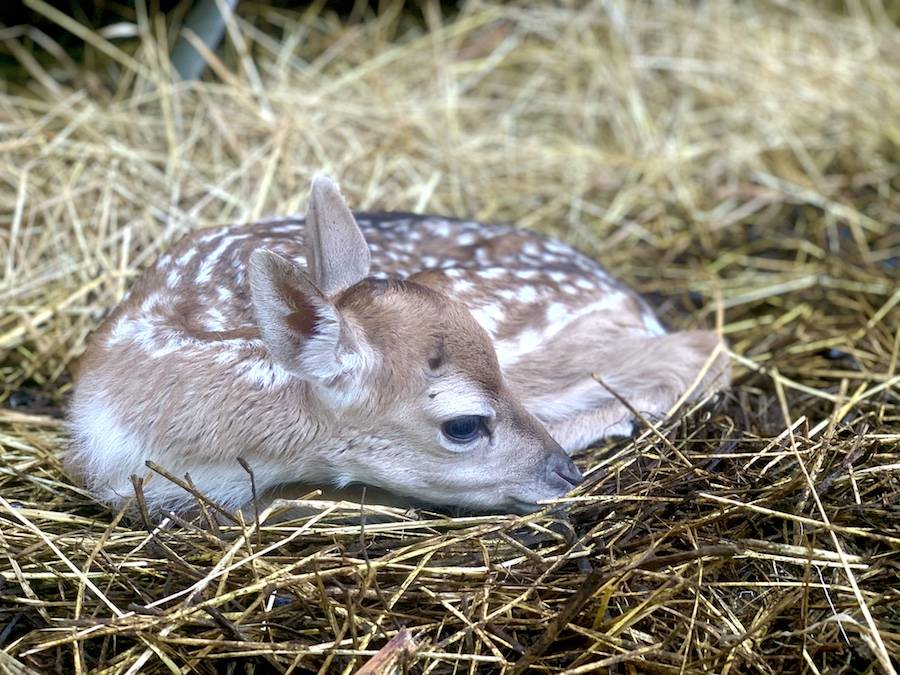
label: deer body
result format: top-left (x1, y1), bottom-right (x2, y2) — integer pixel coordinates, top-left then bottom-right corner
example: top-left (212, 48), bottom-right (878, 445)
top-left (69, 177), bottom-right (728, 513)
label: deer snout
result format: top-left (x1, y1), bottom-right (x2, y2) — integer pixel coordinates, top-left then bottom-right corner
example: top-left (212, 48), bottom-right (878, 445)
top-left (545, 448), bottom-right (583, 490)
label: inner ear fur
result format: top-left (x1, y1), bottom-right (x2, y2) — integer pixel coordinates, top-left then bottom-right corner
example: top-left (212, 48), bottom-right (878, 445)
top-left (248, 249), bottom-right (339, 374)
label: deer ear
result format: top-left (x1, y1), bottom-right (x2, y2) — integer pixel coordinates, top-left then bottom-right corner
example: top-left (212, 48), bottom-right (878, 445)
top-left (305, 174), bottom-right (371, 297)
top-left (248, 249), bottom-right (365, 382)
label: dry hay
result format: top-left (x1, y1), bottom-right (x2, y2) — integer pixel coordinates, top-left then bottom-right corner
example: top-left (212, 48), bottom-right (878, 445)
top-left (1, 1), bottom-right (899, 673)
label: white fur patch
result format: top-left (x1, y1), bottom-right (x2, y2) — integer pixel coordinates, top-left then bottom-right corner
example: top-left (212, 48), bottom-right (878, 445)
top-left (176, 248), bottom-right (197, 267)
top-left (238, 359), bottom-right (294, 388)
top-left (108, 316), bottom-right (133, 345)
top-left (517, 286), bottom-right (538, 303)
top-left (429, 221), bottom-right (451, 237)
top-left (545, 240), bottom-right (570, 254)
top-left (140, 293), bottom-right (163, 313)
top-left (494, 294), bottom-right (633, 367)
top-left (204, 307), bottom-right (226, 332)
top-left (196, 235), bottom-right (249, 283)
top-left (495, 328), bottom-right (542, 368)
top-left (548, 271), bottom-right (568, 283)
top-left (547, 302), bottom-right (568, 324)
top-left (425, 377), bottom-right (495, 420)
top-left (470, 303), bottom-right (505, 336)
top-left (69, 394), bottom-right (148, 505)
top-left (477, 268), bottom-right (506, 280)
top-left (452, 279), bottom-right (475, 294)
top-left (150, 334), bottom-right (189, 359)
top-left (198, 227), bottom-right (227, 244)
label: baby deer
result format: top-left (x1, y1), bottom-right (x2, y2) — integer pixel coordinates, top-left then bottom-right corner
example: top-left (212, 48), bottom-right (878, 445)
top-left (68, 175), bottom-right (729, 514)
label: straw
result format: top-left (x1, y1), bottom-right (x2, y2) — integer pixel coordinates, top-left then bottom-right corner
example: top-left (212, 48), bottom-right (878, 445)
top-left (1, 2), bottom-right (898, 672)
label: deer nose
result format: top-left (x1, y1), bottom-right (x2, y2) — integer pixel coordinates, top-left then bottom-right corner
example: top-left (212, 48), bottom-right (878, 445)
top-left (546, 450), bottom-right (583, 489)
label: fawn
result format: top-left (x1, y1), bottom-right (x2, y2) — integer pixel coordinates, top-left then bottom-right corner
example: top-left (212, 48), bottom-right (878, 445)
top-left (68, 175), bottom-right (729, 514)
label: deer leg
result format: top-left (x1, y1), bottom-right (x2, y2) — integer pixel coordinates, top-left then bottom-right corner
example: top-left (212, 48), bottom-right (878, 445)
top-left (505, 329), bottom-right (730, 455)
top-left (540, 401), bottom-right (637, 453)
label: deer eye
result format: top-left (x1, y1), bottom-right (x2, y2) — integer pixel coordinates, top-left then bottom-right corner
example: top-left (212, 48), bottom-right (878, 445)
top-left (441, 415), bottom-right (485, 443)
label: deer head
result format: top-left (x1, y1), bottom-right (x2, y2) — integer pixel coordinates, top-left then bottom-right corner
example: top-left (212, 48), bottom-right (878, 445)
top-left (248, 176), bottom-right (582, 512)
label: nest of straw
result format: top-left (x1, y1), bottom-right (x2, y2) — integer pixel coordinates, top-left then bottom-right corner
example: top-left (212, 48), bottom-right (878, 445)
top-left (1, 2), bottom-right (899, 673)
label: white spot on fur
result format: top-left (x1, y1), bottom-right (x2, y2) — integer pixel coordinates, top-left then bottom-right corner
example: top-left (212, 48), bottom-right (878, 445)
top-left (238, 359), bottom-right (293, 388)
top-left (150, 335), bottom-right (189, 358)
top-left (429, 222), bottom-right (451, 237)
top-left (547, 302), bottom-right (568, 324)
top-left (549, 271), bottom-right (568, 283)
top-left (198, 227), bottom-right (228, 244)
top-left (517, 286), bottom-right (538, 303)
top-left (545, 240), bottom-right (570, 254)
top-left (470, 304), bottom-right (505, 335)
top-left (141, 294), bottom-right (163, 313)
top-left (177, 248), bottom-right (197, 267)
top-left (107, 316), bottom-right (133, 345)
top-left (204, 307), bottom-right (226, 332)
top-left (495, 294), bottom-right (633, 367)
top-left (196, 235), bottom-right (250, 284)
top-left (495, 328), bottom-right (542, 367)
top-left (478, 268), bottom-right (506, 280)
top-left (453, 279), bottom-right (475, 294)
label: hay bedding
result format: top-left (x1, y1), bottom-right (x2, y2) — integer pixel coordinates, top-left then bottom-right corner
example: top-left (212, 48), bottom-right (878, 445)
top-left (0, 1), bottom-right (898, 672)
